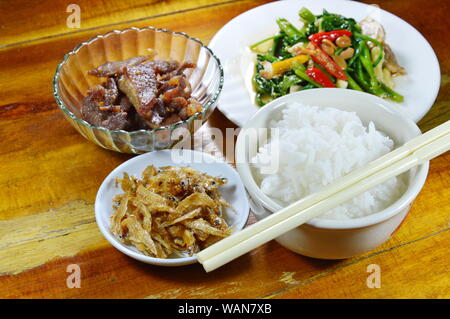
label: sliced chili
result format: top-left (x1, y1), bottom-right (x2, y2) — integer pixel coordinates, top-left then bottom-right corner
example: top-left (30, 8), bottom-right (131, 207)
top-left (307, 42), bottom-right (347, 81)
top-left (305, 67), bottom-right (335, 88)
top-left (309, 30), bottom-right (353, 45)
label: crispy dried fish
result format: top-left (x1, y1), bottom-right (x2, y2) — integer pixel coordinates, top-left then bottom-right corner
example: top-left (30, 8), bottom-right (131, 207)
top-left (175, 193), bottom-right (218, 216)
top-left (162, 207), bottom-right (202, 227)
top-left (121, 215), bottom-right (158, 256)
top-left (183, 218), bottom-right (231, 237)
top-left (110, 165), bottom-right (234, 258)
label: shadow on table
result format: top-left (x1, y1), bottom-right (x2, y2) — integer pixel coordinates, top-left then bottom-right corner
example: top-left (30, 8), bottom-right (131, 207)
top-left (128, 239), bottom-right (343, 286)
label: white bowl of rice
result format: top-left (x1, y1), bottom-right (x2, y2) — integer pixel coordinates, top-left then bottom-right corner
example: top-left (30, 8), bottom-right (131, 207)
top-left (235, 89), bottom-right (429, 259)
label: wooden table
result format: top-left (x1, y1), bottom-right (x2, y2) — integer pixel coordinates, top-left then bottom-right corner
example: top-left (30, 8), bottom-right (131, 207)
top-left (0, 0), bottom-right (448, 299)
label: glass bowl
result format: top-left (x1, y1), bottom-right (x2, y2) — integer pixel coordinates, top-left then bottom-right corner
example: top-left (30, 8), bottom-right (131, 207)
top-left (53, 27), bottom-right (223, 154)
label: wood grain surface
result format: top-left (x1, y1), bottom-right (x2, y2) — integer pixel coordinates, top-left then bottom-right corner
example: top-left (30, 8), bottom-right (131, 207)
top-left (0, 0), bottom-right (448, 299)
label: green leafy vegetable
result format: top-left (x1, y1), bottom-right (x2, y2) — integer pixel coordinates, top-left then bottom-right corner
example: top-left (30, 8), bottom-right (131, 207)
top-left (319, 10), bottom-right (361, 33)
top-left (299, 7), bottom-right (315, 24)
top-left (251, 7), bottom-right (404, 105)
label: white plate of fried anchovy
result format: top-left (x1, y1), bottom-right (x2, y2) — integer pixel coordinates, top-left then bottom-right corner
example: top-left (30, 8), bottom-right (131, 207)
top-left (95, 149), bottom-right (250, 266)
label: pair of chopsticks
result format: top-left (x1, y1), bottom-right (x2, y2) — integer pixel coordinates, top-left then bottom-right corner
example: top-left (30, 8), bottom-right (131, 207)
top-left (196, 120), bottom-right (450, 272)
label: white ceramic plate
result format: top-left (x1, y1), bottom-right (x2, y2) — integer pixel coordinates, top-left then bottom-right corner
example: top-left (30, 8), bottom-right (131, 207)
top-left (95, 149), bottom-right (250, 266)
top-left (209, 0), bottom-right (440, 126)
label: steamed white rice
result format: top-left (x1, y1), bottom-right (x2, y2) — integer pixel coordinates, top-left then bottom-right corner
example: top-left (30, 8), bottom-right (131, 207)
top-left (252, 102), bottom-right (405, 220)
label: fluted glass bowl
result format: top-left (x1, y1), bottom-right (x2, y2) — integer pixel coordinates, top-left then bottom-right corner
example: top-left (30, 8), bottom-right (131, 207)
top-left (53, 27), bottom-right (223, 154)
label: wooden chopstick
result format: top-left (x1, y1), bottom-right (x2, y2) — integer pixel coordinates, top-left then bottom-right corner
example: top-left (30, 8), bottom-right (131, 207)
top-left (196, 120), bottom-right (450, 272)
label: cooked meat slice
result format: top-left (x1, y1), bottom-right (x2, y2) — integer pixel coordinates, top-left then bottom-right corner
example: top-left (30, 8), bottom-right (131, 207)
top-left (88, 56), bottom-right (150, 77)
top-left (103, 77), bottom-right (119, 105)
top-left (158, 61), bottom-right (196, 81)
top-left (81, 84), bottom-right (110, 113)
top-left (117, 62), bottom-right (159, 121)
top-left (82, 55), bottom-right (202, 131)
top-left (148, 99), bottom-right (167, 127)
top-left (85, 77), bottom-right (119, 112)
top-left (117, 95), bottom-right (132, 112)
top-left (359, 17), bottom-right (386, 48)
top-left (360, 17), bottom-right (405, 77)
top-left (159, 70), bottom-right (181, 81)
top-left (81, 89), bottom-right (106, 125)
top-left (383, 43), bottom-right (406, 76)
top-left (178, 98), bottom-right (203, 120)
top-left (147, 60), bottom-right (180, 74)
top-left (100, 111), bottom-right (130, 130)
top-left (84, 84), bottom-right (106, 102)
top-left (161, 75), bottom-right (192, 102)
top-left (167, 97), bottom-right (188, 112)
top-left (81, 93), bottom-right (130, 130)
top-left (81, 83), bottom-right (135, 130)
top-left (178, 61), bottom-right (196, 72)
top-left (99, 95), bottom-right (133, 113)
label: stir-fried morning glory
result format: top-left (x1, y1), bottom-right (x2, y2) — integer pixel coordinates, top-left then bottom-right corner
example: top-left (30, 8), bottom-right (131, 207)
top-left (251, 7), bottom-right (406, 106)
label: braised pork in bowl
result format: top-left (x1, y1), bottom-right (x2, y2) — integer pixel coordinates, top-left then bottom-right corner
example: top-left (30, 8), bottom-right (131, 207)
top-left (53, 27), bottom-right (223, 154)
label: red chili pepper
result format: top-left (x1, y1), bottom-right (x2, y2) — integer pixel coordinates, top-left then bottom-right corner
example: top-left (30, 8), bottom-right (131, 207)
top-left (307, 42), bottom-right (347, 81)
top-left (309, 30), bottom-right (353, 45)
top-left (305, 67), bottom-right (335, 88)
